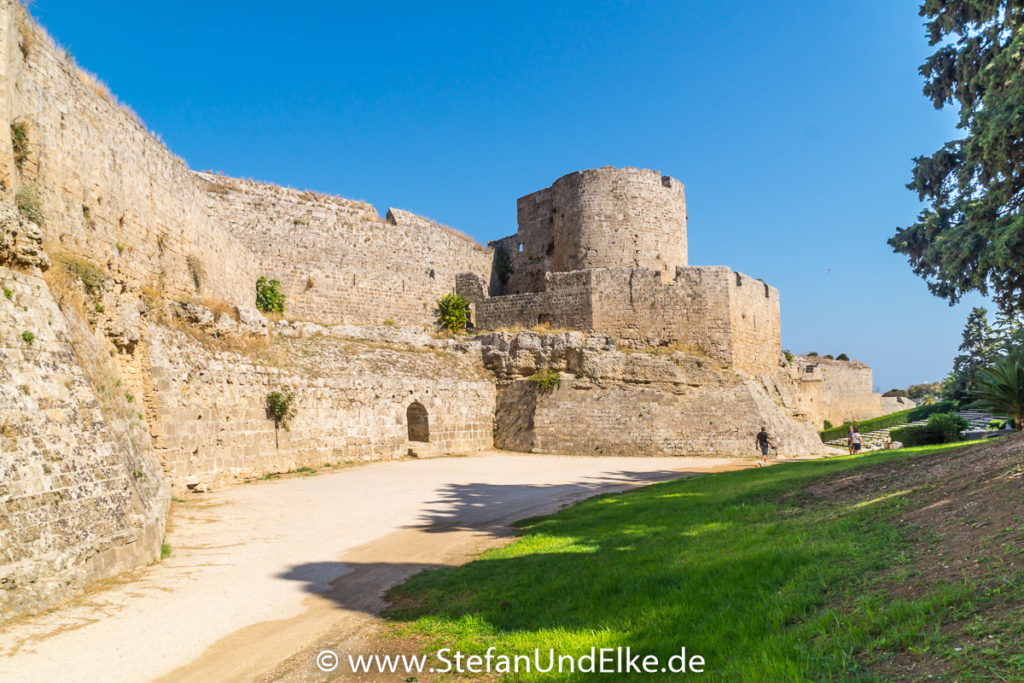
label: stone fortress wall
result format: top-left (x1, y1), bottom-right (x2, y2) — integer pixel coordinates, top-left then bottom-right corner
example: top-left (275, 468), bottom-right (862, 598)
top-left (198, 174), bottom-right (493, 326)
top-left (788, 355), bottom-right (883, 428)
top-left (0, 4), bottom-right (258, 307)
top-left (483, 332), bottom-right (823, 457)
top-left (148, 325), bottom-right (495, 494)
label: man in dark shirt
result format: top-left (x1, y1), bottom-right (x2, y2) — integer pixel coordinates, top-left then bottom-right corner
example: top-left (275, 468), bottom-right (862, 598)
top-left (755, 426), bottom-right (774, 467)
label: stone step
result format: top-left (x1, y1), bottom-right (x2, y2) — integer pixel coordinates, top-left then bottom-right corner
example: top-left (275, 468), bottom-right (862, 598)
top-left (407, 441), bottom-right (444, 459)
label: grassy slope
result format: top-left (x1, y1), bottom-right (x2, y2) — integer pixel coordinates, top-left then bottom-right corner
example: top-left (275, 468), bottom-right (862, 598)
top-left (386, 441), bottom-right (1024, 681)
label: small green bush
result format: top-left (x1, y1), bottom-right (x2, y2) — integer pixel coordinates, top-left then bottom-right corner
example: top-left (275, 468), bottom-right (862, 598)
top-left (255, 276), bottom-right (285, 313)
top-left (161, 543), bottom-right (172, 559)
top-left (889, 424), bottom-right (941, 447)
top-left (529, 368), bottom-right (562, 391)
top-left (823, 420), bottom-right (833, 430)
top-left (989, 419), bottom-right (1006, 429)
top-left (807, 351), bottom-right (819, 357)
top-left (15, 184), bottom-right (44, 225)
top-left (890, 411), bottom-right (967, 446)
top-left (266, 388), bottom-right (297, 431)
top-left (927, 411), bottom-right (968, 442)
top-left (21, 330), bottom-right (34, 345)
top-left (437, 293), bottom-right (469, 331)
top-left (783, 349), bottom-right (794, 363)
top-left (10, 120), bottom-right (29, 166)
top-left (3, 288), bottom-right (12, 300)
top-left (94, 303), bottom-right (105, 313)
top-left (823, 354), bottom-right (834, 360)
top-left (836, 353), bottom-right (850, 361)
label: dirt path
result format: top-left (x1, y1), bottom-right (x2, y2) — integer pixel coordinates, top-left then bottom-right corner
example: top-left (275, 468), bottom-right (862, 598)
top-left (0, 452), bottom-right (752, 682)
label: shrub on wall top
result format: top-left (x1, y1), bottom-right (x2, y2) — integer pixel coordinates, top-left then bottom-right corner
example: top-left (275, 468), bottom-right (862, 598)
top-left (255, 276), bottom-right (285, 313)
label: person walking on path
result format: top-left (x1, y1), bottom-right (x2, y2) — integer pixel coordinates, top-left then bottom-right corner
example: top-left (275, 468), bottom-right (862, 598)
top-left (846, 425), bottom-right (856, 454)
top-left (755, 426), bottom-right (775, 467)
top-left (851, 428), bottom-right (863, 454)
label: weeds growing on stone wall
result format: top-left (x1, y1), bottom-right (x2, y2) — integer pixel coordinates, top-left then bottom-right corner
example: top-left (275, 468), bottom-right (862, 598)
top-left (3, 287), bottom-right (13, 300)
top-left (494, 245), bottom-right (513, 285)
top-left (204, 180), bottom-right (232, 195)
top-left (528, 368), bottom-right (562, 391)
top-left (437, 293), bottom-right (469, 331)
top-left (54, 253), bottom-right (108, 296)
top-left (15, 184), bottom-right (45, 225)
top-left (10, 121), bottom-right (30, 167)
top-left (21, 330), bottom-right (35, 345)
top-left (186, 256), bottom-right (205, 293)
top-left (15, 3), bottom-right (35, 59)
top-left (783, 349), bottom-right (794, 363)
top-left (255, 277), bottom-right (286, 313)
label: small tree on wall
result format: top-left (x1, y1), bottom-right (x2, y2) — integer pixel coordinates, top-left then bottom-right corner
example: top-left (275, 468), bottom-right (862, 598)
top-left (266, 388), bottom-right (297, 449)
top-left (255, 276), bottom-right (286, 313)
top-left (437, 293), bottom-right (469, 331)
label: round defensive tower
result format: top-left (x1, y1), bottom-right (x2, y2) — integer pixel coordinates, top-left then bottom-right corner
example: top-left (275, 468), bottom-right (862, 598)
top-left (547, 166), bottom-right (687, 277)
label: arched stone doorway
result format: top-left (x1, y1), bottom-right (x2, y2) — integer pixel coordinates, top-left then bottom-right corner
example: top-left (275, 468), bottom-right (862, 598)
top-left (407, 402), bottom-right (429, 442)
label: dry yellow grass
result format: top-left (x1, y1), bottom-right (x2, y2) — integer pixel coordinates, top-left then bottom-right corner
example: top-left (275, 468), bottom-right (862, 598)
top-left (15, 3), bottom-right (34, 58)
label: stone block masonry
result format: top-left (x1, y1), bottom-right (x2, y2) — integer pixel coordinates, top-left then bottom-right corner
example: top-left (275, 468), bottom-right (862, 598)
top-left (0, 267), bottom-right (168, 622)
top-left (482, 332), bottom-right (823, 457)
top-left (146, 326), bottom-right (495, 493)
top-left (466, 265), bottom-right (782, 375)
top-left (788, 355), bottom-right (883, 428)
top-left (198, 174), bottom-right (494, 327)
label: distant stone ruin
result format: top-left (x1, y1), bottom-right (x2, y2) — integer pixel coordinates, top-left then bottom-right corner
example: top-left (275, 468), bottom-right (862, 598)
top-left (0, 0), bottom-right (883, 622)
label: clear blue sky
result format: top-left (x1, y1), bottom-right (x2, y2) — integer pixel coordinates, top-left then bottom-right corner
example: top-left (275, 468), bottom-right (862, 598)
top-left (31, 0), bottom-right (986, 391)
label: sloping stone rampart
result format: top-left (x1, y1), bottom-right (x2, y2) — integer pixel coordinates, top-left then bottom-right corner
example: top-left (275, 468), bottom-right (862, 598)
top-left (0, 267), bottom-right (167, 622)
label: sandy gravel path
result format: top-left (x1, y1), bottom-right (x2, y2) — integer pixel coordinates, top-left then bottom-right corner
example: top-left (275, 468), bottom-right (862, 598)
top-left (0, 452), bottom-right (750, 682)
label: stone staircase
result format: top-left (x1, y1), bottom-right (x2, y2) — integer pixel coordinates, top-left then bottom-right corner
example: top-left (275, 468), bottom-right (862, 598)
top-left (824, 410), bottom-right (1010, 452)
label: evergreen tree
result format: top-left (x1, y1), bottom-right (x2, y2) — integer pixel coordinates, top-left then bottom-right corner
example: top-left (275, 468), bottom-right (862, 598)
top-left (947, 306), bottom-right (1001, 400)
top-left (889, 1), bottom-right (1024, 315)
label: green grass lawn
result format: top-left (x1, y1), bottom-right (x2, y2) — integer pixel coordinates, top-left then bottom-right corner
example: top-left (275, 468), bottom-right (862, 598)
top-left (386, 442), bottom-right (1018, 681)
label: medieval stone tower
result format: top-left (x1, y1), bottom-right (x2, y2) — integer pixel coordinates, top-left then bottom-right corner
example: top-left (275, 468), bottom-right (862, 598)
top-left (492, 167), bottom-right (687, 294)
